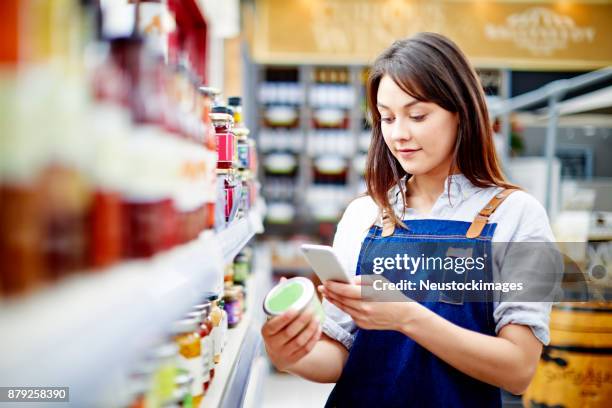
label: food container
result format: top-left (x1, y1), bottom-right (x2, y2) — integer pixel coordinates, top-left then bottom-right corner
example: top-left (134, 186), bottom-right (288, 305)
top-left (150, 343), bottom-right (179, 405)
top-left (223, 287), bottom-right (241, 328)
top-left (185, 310), bottom-right (211, 393)
top-left (234, 128), bottom-right (250, 170)
top-left (263, 153), bottom-right (297, 175)
top-left (264, 105), bottom-right (298, 127)
top-left (217, 169), bottom-right (237, 223)
top-left (170, 319), bottom-right (203, 406)
top-left (313, 107), bottom-right (347, 128)
top-left (263, 277), bottom-right (325, 322)
top-left (211, 106), bottom-right (235, 169)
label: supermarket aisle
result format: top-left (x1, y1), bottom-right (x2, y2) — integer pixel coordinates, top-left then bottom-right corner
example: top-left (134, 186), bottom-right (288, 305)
top-left (262, 371), bottom-right (334, 408)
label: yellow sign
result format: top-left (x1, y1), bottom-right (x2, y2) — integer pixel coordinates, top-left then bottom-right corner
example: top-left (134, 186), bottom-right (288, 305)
top-left (250, 0), bottom-right (612, 69)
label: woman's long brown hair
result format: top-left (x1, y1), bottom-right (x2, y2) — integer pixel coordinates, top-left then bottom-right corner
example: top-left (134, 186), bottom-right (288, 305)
top-left (365, 32), bottom-right (517, 227)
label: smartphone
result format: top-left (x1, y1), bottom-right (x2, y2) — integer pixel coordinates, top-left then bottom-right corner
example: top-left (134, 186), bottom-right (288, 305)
top-left (300, 244), bottom-right (353, 284)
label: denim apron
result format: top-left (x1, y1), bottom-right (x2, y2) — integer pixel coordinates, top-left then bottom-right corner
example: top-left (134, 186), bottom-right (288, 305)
top-left (325, 218), bottom-right (502, 408)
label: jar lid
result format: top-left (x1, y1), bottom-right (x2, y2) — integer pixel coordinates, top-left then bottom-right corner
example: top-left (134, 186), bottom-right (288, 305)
top-left (228, 96), bottom-right (241, 106)
top-left (263, 277), bottom-right (315, 316)
top-left (170, 318), bottom-right (199, 334)
top-left (202, 291), bottom-right (217, 301)
top-left (210, 112), bottom-right (233, 122)
top-left (205, 292), bottom-right (220, 301)
top-left (211, 106), bottom-right (230, 114)
top-left (185, 310), bottom-right (204, 323)
top-left (235, 253), bottom-right (248, 262)
top-left (232, 127), bottom-right (250, 137)
top-left (198, 86), bottom-right (220, 96)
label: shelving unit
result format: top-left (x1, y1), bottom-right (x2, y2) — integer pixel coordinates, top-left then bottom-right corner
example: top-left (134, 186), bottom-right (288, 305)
top-left (205, 245), bottom-right (271, 408)
top-left (0, 202), bottom-right (267, 407)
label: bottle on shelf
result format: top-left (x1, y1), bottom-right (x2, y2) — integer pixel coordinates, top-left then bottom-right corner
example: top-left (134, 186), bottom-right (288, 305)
top-left (192, 299), bottom-right (214, 386)
top-left (170, 318), bottom-right (204, 407)
top-left (207, 294), bottom-right (223, 365)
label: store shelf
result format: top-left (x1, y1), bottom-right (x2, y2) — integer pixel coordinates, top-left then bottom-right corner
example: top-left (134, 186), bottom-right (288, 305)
top-left (219, 201), bottom-right (266, 265)
top-left (203, 246), bottom-right (272, 408)
top-left (0, 207), bottom-right (265, 407)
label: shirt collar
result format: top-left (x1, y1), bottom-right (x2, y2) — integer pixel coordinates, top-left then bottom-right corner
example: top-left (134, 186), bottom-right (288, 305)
top-left (389, 173), bottom-right (479, 212)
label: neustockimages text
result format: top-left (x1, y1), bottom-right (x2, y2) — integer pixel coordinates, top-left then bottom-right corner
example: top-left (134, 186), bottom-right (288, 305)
top-left (372, 279), bottom-right (524, 293)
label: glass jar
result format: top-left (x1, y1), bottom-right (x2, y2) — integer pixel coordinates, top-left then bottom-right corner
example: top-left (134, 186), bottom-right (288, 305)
top-left (173, 370), bottom-right (193, 408)
top-left (39, 164), bottom-right (90, 279)
top-left (233, 252), bottom-right (249, 285)
top-left (171, 319), bottom-right (203, 407)
top-left (0, 184), bottom-right (45, 296)
top-left (207, 294), bottom-right (223, 364)
top-left (236, 284), bottom-right (247, 314)
top-left (223, 287), bottom-right (241, 328)
top-left (224, 263), bottom-right (234, 285)
top-left (217, 169), bottom-right (237, 223)
top-left (218, 298), bottom-right (229, 349)
top-left (227, 96), bottom-right (243, 126)
top-left (233, 128), bottom-right (250, 171)
top-left (193, 300), bottom-right (214, 384)
top-left (150, 343), bottom-right (179, 406)
top-left (185, 310), bottom-right (211, 393)
top-left (128, 361), bottom-right (155, 408)
top-left (210, 106), bottom-right (234, 169)
top-left (90, 189), bottom-right (122, 268)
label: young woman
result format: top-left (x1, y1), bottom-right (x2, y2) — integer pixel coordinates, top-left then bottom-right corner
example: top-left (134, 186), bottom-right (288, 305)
top-left (261, 32), bottom-right (553, 407)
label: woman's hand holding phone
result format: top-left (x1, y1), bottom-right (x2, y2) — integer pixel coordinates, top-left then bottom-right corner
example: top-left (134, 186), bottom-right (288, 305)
top-left (320, 276), bottom-right (427, 332)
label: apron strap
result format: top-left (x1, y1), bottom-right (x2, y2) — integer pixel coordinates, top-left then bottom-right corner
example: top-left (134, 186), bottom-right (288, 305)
top-left (465, 188), bottom-right (519, 239)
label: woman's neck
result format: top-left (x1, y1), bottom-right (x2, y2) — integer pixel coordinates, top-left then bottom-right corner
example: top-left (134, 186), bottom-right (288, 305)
top-left (408, 174), bottom-right (445, 204)
top-left (407, 165), bottom-right (460, 205)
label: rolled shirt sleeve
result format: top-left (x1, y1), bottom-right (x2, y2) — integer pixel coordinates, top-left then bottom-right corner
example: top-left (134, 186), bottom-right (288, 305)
top-left (491, 191), bottom-right (558, 345)
top-left (322, 299), bottom-right (357, 350)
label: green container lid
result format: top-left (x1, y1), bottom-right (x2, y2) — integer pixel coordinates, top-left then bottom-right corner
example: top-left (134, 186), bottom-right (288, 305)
top-left (263, 277), bottom-right (315, 316)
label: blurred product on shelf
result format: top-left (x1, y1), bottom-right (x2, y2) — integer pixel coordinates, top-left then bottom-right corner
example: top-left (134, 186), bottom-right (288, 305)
top-left (265, 237), bottom-right (317, 273)
top-left (211, 106), bottom-right (235, 170)
top-left (171, 318), bottom-right (204, 407)
top-left (258, 129), bottom-right (303, 152)
top-left (264, 105), bottom-right (300, 128)
top-left (233, 247), bottom-right (252, 285)
top-left (308, 130), bottom-right (355, 157)
top-left (313, 108), bottom-right (349, 128)
top-left (192, 299), bottom-right (214, 387)
top-left (185, 310), bottom-right (212, 393)
top-left (208, 294), bottom-right (225, 365)
top-left (264, 153), bottom-right (298, 175)
top-left (224, 286), bottom-right (242, 328)
top-left (170, 371), bottom-right (194, 408)
top-left (257, 82), bottom-right (303, 106)
top-left (266, 202), bottom-right (297, 224)
top-left (0, 0), bottom-right (260, 298)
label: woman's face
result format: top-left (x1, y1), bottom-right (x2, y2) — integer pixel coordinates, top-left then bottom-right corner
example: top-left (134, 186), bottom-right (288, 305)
top-left (376, 75), bottom-right (458, 177)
